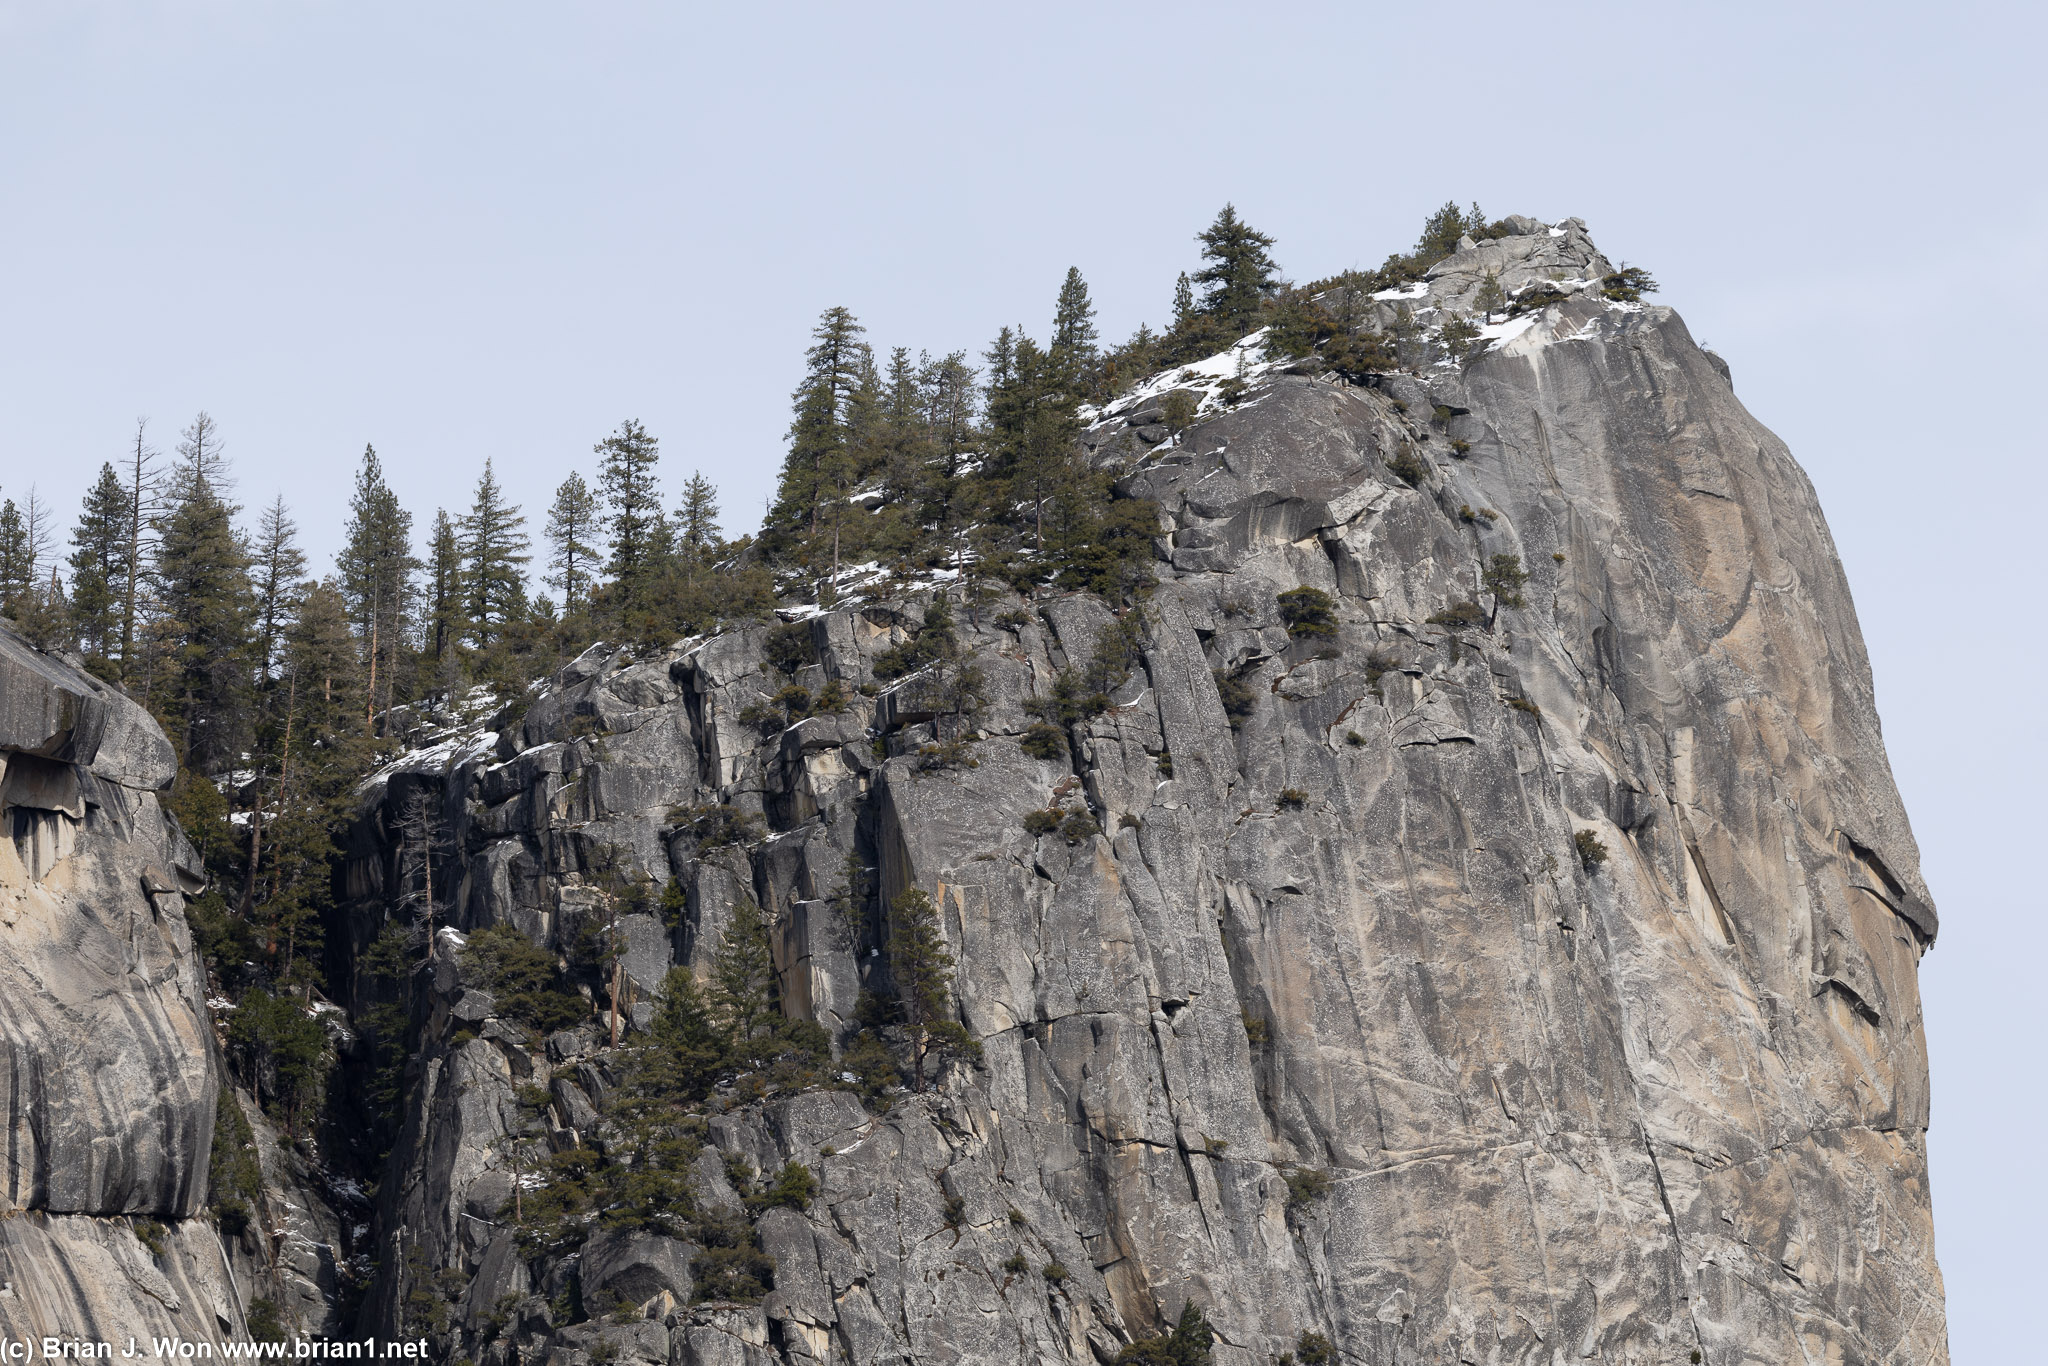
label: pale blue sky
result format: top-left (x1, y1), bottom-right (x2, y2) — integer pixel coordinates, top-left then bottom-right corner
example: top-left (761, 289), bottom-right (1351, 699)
top-left (3, 3), bottom-right (2041, 1356)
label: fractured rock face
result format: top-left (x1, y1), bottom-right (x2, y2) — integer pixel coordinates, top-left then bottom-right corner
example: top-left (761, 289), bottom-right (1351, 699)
top-left (351, 220), bottom-right (1947, 1364)
top-left (0, 630), bottom-right (244, 1343)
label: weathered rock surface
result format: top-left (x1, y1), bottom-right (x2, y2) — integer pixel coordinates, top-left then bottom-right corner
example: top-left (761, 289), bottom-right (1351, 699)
top-left (347, 220), bottom-right (1947, 1364)
top-left (0, 631), bottom-right (247, 1343)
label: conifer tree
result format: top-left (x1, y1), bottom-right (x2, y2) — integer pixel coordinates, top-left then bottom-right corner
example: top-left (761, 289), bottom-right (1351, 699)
top-left (154, 421), bottom-right (255, 773)
top-left (421, 511), bottom-right (463, 691)
top-left (1192, 204), bottom-right (1280, 336)
top-left (544, 472), bottom-right (600, 616)
top-left (770, 307), bottom-right (868, 586)
top-left (595, 418), bottom-right (664, 617)
top-left (888, 887), bottom-right (974, 1091)
top-left (458, 458), bottom-right (531, 648)
top-left (1050, 267), bottom-right (1100, 398)
top-left (67, 464), bottom-right (131, 671)
top-left (1171, 273), bottom-right (1196, 332)
top-left (1414, 200), bottom-right (1471, 265)
top-left (710, 898), bottom-right (777, 1066)
top-left (249, 495), bottom-right (307, 687)
top-left (0, 497), bottom-right (35, 621)
top-left (675, 472), bottom-right (721, 563)
top-left (337, 445), bottom-right (418, 737)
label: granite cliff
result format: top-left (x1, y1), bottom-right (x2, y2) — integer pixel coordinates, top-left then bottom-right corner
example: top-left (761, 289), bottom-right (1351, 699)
top-left (336, 220), bottom-right (1948, 1364)
top-left (0, 216), bottom-right (1947, 1365)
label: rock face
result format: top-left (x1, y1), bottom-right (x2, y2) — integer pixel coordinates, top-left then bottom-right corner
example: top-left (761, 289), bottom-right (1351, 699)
top-left (349, 221), bottom-right (1946, 1364)
top-left (0, 631), bottom-right (247, 1343)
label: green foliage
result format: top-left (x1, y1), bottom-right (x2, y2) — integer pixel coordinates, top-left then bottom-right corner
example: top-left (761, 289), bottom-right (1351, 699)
top-left (132, 1218), bottom-right (169, 1258)
top-left (459, 458), bottom-right (531, 648)
top-left (873, 595), bottom-right (959, 680)
top-left (1473, 272), bottom-right (1506, 317)
top-left (1190, 204), bottom-right (1280, 337)
top-left (1385, 446), bottom-right (1428, 487)
top-left (692, 1211), bottom-right (776, 1302)
top-left (209, 1087), bottom-right (262, 1237)
top-left (1116, 1302), bottom-right (1214, 1365)
top-left (1293, 1330), bottom-right (1334, 1365)
top-left (245, 1298), bottom-right (287, 1345)
top-left (1483, 553), bottom-right (1529, 609)
top-left (888, 889), bottom-right (978, 1091)
top-left (669, 803), bottom-right (765, 854)
top-left (227, 988), bottom-right (328, 1133)
top-left (1002, 1251), bottom-right (1029, 1275)
top-left (1506, 696), bottom-right (1541, 716)
top-left (1438, 315), bottom-right (1482, 360)
top-left (1426, 601), bottom-right (1484, 629)
top-left (1023, 809), bottom-right (1062, 837)
top-left (1059, 811), bottom-right (1101, 843)
top-left (1160, 390), bottom-right (1199, 434)
top-left (1155, 749), bottom-right (1174, 776)
top-left (1213, 668), bottom-right (1257, 728)
top-left (1575, 829), bottom-right (1610, 868)
top-left (1020, 722), bottom-right (1067, 760)
top-left (1508, 282), bottom-right (1575, 316)
top-left (465, 923), bottom-right (584, 1034)
top-left (1275, 586), bottom-right (1336, 640)
top-left (1600, 266), bottom-right (1658, 303)
top-left (748, 1161), bottom-right (818, 1214)
top-left (1041, 1261), bottom-right (1070, 1284)
top-left (764, 619), bottom-right (818, 675)
top-left (1283, 1166), bottom-right (1332, 1207)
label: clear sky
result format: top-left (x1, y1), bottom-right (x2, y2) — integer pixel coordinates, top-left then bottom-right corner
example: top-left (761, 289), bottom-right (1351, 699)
top-left (2, 2), bottom-right (2041, 1356)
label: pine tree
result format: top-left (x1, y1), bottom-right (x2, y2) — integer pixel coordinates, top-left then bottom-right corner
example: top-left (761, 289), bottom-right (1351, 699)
top-left (1414, 200), bottom-right (1471, 265)
top-left (595, 419), bottom-right (665, 618)
top-left (544, 472), bottom-right (600, 616)
top-left (711, 897), bottom-right (777, 1066)
top-left (987, 336), bottom-right (1078, 559)
top-left (249, 496), bottom-right (307, 686)
top-left (421, 511), bottom-right (463, 691)
top-left (1171, 273), bottom-right (1196, 332)
top-left (154, 421), bottom-right (255, 774)
top-left (458, 458), bottom-right (531, 648)
top-left (67, 464), bottom-right (132, 671)
top-left (770, 307), bottom-right (868, 585)
top-left (1192, 204), bottom-right (1280, 336)
top-left (336, 445), bottom-right (417, 738)
top-left (675, 472), bottom-right (721, 563)
top-left (888, 887), bottom-right (973, 1091)
top-left (1050, 267), bottom-right (1100, 399)
top-left (0, 497), bottom-right (33, 621)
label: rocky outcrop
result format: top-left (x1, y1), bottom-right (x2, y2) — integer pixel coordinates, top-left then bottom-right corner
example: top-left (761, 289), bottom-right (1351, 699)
top-left (348, 219), bottom-right (1946, 1364)
top-left (0, 631), bottom-right (246, 1342)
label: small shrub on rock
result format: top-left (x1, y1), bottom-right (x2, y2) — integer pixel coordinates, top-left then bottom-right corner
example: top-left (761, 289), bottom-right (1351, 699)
top-left (1023, 809), bottom-right (1062, 837)
top-left (1284, 1166), bottom-right (1332, 1207)
top-left (1600, 266), bottom-right (1658, 303)
top-left (1213, 669), bottom-right (1258, 727)
top-left (1020, 723), bottom-right (1067, 760)
top-left (1575, 829), bottom-right (1610, 868)
top-left (1277, 788), bottom-right (1308, 810)
top-left (1276, 586), bottom-right (1337, 640)
top-left (1060, 811), bottom-right (1102, 844)
top-left (1427, 601), bottom-right (1484, 629)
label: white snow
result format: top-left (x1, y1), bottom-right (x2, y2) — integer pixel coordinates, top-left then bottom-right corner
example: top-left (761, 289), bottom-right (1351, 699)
top-left (1370, 281), bottom-right (1431, 302)
top-left (1477, 316), bottom-right (1539, 348)
top-left (1091, 329), bottom-right (1284, 436)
